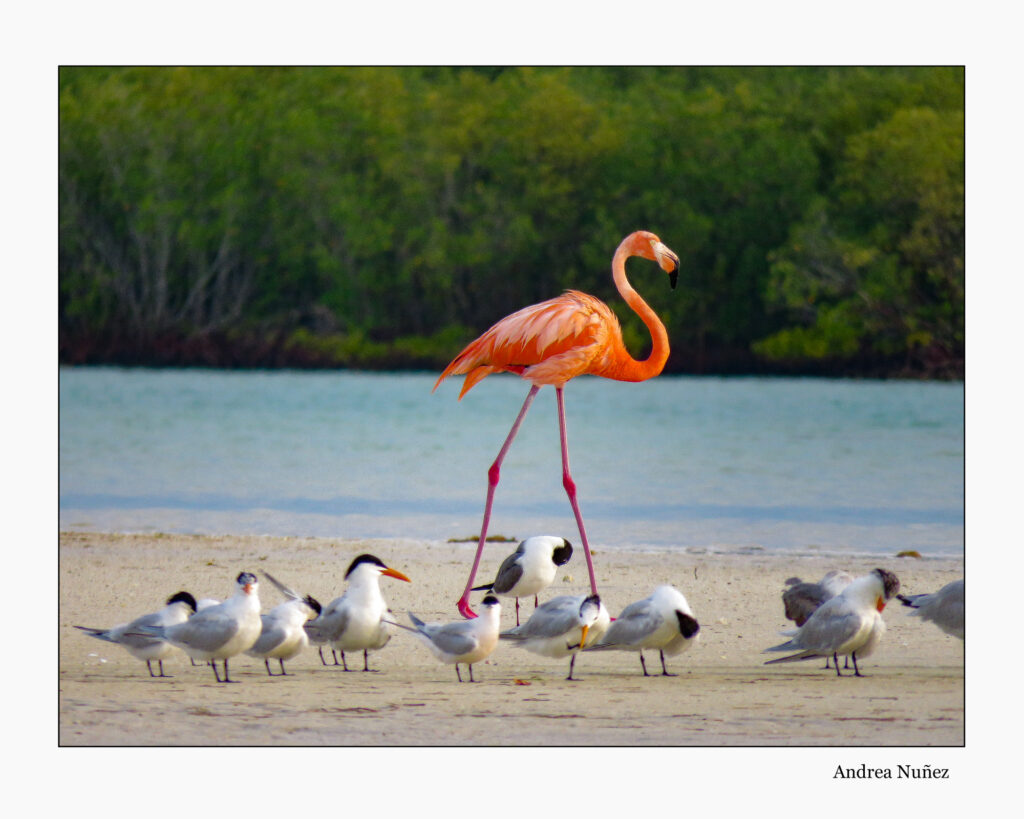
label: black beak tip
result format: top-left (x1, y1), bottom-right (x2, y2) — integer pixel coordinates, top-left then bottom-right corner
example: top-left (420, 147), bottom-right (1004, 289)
top-left (669, 270), bottom-right (679, 290)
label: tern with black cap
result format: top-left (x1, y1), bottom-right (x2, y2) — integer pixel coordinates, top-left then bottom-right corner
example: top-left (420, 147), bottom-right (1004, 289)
top-left (246, 571), bottom-right (322, 675)
top-left (390, 595), bottom-right (502, 682)
top-left (75, 590), bottom-right (198, 678)
top-left (304, 554), bottom-right (411, 672)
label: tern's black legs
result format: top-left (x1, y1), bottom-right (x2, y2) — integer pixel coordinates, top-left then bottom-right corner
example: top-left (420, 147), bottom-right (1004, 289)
top-left (566, 653), bottom-right (580, 681)
top-left (515, 598), bottom-right (521, 626)
top-left (833, 653), bottom-right (842, 677)
top-left (210, 659), bottom-right (240, 683)
top-left (146, 660), bottom-right (171, 677)
top-left (851, 652), bottom-right (863, 677)
top-left (659, 650), bottom-right (677, 677)
top-left (362, 650), bottom-right (377, 672)
top-left (264, 659), bottom-right (290, 676)
top-left (455, 663), bottom-right (477, 682)
top-left (639, 651), bottom-right (651, 676)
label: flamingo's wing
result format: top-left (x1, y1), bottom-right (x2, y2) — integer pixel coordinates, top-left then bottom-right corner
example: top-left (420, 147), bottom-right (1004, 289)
top-left (434, 292), bottom-right (618, 398)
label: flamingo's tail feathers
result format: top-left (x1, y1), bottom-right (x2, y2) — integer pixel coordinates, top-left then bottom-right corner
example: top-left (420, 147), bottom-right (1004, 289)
top-left (458, 366), bottom-right (498, 399)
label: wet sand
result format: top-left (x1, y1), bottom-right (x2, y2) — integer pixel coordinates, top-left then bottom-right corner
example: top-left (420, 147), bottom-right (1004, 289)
top-left (59, 531), bottom-right (964, 747)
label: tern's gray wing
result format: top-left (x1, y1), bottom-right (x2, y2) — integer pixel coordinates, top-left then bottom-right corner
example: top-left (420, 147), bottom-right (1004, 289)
top-left (508, 596), bottom-right (581, 639)
top-left (249, 615), bottom-right (288, 655)
top-left (304, 619), bottom-right (328, 643)
top-left (594, 600), bottom-right (662, 648)
top-left (306, 607), bottom-right (349, 643)
top-left (782, 582), bottom-right (828, 626)
top-left (112, 609), bottom-right (178, 649)
top-left (76, 623), bottom-right (161, 651)
top-left (423, 622), bottom-right (480, 656)
top-left (904, 580), bottom-right (964, 638)
top-left (325, 607), bottom-right (350, 642)
top-left (793, 609), bottom-right (865, 653)
top-left (491, 551), bottom-right (525, 594)
top-left (168, 611), bottom-right (240, 652)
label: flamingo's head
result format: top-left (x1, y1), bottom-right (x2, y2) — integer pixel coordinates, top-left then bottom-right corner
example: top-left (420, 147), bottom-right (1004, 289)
top-left (625, 230), bottom-right (680, 288)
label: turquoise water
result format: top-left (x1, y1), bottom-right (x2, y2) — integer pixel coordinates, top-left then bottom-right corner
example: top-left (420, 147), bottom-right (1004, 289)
top-left (59, 367), bottom-right (964, 557)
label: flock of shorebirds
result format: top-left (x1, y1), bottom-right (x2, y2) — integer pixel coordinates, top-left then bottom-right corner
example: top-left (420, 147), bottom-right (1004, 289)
top-left (74, 535), bottom-right (965, 684)
top-left (74, 233), bottom-right (963, 685)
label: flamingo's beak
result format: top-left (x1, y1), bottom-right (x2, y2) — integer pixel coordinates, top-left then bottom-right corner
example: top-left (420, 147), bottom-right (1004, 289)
top-left (652, 241), bottom-right (680, 288)
top-left (382, 567), bottom-right (412, 583)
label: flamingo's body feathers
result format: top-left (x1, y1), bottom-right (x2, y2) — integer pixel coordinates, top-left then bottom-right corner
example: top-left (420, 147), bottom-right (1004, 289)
top-left (434, 291), bottom-right (620, 398)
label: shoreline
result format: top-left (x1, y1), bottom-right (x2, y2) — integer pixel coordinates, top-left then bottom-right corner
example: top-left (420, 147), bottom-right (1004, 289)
top-left (59, 531), bottom-right (964, 747)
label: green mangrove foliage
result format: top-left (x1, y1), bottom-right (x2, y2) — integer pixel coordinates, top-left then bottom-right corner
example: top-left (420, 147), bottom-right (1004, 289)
top-left (59, 66), bottom-right (964, 377)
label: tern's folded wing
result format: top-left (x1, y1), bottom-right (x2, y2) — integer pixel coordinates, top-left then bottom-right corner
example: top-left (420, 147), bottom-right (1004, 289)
top-left (249, 618), bottom-right (288, 655)
top-left (515, 596), bottom-right (582, 639)
top-left (796, 610), bottom-right (866, 653)
top-left (168, 612), bottom-right (240, 652)
top-left (427, 624), bottom-right (480, 657)
top-left (592, 601), bottom-right (661, 648)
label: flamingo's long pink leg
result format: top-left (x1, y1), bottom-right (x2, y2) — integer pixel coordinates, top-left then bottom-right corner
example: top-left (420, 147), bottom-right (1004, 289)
top-left (457, 385), bottom-right (540, 618)
top-left (556, 387), bottom-right (599, 595)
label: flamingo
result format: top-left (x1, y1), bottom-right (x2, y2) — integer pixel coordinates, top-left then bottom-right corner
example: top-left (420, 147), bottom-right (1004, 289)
top-left (434, 230), bottom-right (680, 618)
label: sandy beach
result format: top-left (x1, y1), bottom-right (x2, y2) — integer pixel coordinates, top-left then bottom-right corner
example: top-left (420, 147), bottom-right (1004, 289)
top-left (59, 531), bottom-right (964, 747)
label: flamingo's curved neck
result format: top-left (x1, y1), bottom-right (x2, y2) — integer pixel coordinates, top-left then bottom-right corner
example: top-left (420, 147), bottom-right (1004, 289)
top-left (607, 242), bottom-right (670, 382)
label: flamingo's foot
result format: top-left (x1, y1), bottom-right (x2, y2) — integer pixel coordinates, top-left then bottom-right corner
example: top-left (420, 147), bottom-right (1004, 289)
top-left (457, 597), bottom-right (478, 619)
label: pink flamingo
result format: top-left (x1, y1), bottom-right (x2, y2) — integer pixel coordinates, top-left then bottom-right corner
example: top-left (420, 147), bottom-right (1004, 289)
top-left (434, 230), bottom-right (680, 618)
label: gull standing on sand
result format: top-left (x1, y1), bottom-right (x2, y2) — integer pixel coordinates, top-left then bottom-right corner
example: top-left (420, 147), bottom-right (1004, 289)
top-left (587, 585), bottom-right (701, 676)
top-left (392, 595), bottom-right (502, 682)
top-left (472, 535), bottom-right (573, 625)
top-left (303, 554), bottom-right (411, 672)
top-left (126, 572), bottom-right (263, 683)
top-left (75, 591), bottom-right (198, 678)
top-left (245, 572), bottom-right (322, 675)
top-left (500, 593), bottom-right (609, 680)
top-left (898, 579), bottom-right (964, 640)
top-left (764, 568), bottom-right (901, 677)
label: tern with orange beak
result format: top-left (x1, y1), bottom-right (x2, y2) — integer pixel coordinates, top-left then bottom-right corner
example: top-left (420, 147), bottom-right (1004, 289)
top-left (499, 593), bottom-right (609, 680)
top-left (126, 572), bottom-right (263, 683)
top-left (764, 568), bottom-right (901, 676)
top-left (304, 554), bottom-right (411, 672)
